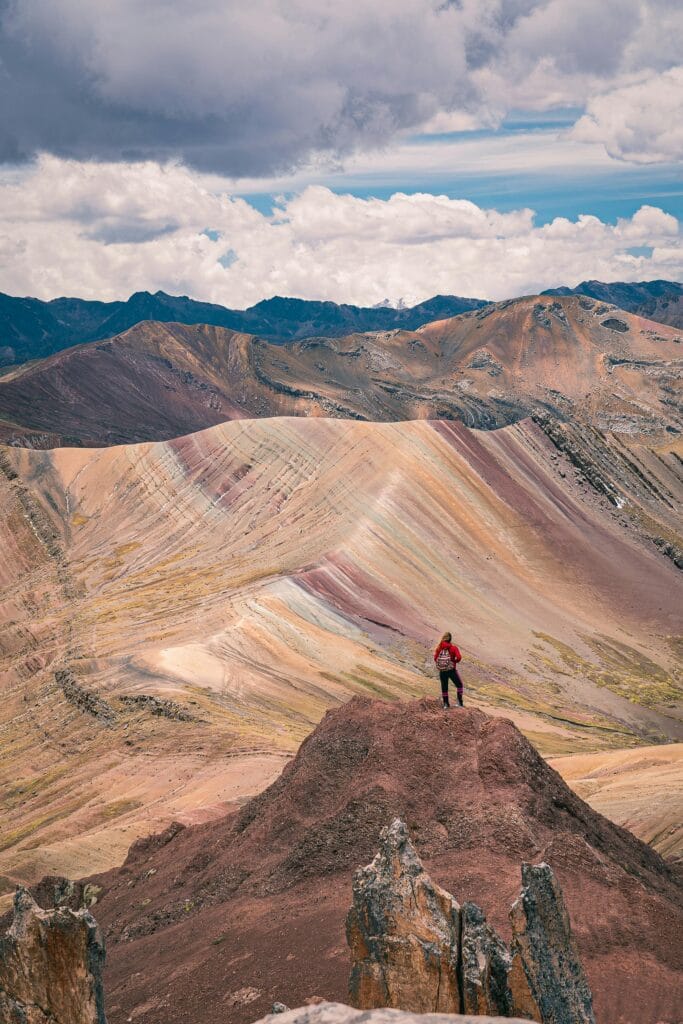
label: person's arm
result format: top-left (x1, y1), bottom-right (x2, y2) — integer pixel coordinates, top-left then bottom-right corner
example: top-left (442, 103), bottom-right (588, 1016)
top-left (451, 644), bottom-right (462, 663)
top-left (433, 644), bottom-right (441, 663)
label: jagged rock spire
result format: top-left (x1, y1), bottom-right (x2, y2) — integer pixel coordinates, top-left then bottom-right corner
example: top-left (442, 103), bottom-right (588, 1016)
top-left (346, 821), bottom-right (595, 1024)
top-left (346, 818), bottom-right (461, 1013)
top-left (0, 887), bottom-right (107, 1024)
top-left (460, 901), bottom-right (513, 1017)
top-left (508, 863), bottom-right (595, 1024)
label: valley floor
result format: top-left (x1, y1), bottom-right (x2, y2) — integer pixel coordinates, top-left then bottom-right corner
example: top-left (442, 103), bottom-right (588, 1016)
top-left (551, 742), bottom-right (683, 860)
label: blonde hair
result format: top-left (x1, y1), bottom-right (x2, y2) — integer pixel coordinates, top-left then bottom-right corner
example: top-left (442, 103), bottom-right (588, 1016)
top-left (441, 631), bottom-right (452, 643)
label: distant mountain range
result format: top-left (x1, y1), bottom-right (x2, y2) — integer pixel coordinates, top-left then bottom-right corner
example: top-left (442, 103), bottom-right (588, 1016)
top-left (1, 279), bottom-right (680, 368)
top-left (1, 294), bottom-right (680, 447)
top-left (542, 279), bottom-right (683, 327)
top-left (0, 290), bottom-right (485, 367)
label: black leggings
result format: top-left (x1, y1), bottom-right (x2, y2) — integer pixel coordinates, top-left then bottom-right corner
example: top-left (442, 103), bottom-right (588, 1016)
top-left (439, 669), bottom-right (463, 706)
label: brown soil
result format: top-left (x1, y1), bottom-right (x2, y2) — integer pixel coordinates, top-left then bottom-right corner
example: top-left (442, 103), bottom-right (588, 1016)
top-left (77, 698), bottom-right (682, 1024)
top-left (551, 743), bottom-right (683, 859)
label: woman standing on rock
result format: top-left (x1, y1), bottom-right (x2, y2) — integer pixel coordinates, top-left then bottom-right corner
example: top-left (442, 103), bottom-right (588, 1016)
top-left (434, 632), bottom-right (464, 709)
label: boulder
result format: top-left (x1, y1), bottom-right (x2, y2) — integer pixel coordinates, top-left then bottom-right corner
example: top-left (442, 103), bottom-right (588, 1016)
top-left (0, 887), bottom-right (106, 1024)
top-left (508, 864), bottom-right (595, 1024)
top-left (346, 819), bottom-right (460, 1013)
top-left (252, 1003), bottom-right (530, 1024)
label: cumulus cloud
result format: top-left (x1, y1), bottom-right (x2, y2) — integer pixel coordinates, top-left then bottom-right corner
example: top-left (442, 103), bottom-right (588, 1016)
top-left (571, 68), bottom-right (683, 163)
top-left (0, 0), bottom-right (680, 173)
top-left (0, 157), bottom-right (679, 306)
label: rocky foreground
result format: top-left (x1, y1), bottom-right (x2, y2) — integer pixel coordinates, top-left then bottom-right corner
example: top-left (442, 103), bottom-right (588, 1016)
top-left (12, 698), bottom-right (680, 1024)
top-left (347, 820), bottom-right (594, 1022)
top-left (0, 887), bottom-right (106, 1024)
top-left (0, 818), bottom-right (595, 1024)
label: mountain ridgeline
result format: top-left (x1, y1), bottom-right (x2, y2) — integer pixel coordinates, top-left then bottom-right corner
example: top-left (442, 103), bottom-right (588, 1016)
top-left (0, 289), bottom-right (485, 367)
top-left (0, 279), bottom-right (681, 368)
top-left (542, 279), bottom-right (683, 328)
top-left (0, 293), bottom-right (680, 447)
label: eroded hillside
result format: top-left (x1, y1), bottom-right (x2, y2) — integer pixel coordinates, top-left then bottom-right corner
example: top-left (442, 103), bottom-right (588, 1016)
top-left (1, 415), bottom-right (681, 893)
top-left (81, 700), bottom-right (683, 1024)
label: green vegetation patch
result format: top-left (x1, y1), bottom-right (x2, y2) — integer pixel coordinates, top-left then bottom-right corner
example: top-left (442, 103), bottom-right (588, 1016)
top-left (96, 798), bottom-right (143, 822)
top-left (534, 631), bottom-right (682, 709)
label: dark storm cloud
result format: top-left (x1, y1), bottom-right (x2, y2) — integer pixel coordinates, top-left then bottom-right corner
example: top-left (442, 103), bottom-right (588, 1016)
top-left (0, 0), bottom-right (680, 175)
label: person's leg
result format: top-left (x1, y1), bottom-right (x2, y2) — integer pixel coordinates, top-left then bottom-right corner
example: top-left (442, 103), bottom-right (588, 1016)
top-left (455, 667), bottom-right (464, 706)
top-left (439, 670), bottom-right (450, 707)
top-left (447, 669), bottom-right (461, 706)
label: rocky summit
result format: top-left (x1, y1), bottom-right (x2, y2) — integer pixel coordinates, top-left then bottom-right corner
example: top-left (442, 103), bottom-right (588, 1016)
top-left (346, 820), bottom-right (594, 1023)
top-left (19, 697), bottom-right (677, 1024)
top-left (0, 887), bottom-right (106, 1024)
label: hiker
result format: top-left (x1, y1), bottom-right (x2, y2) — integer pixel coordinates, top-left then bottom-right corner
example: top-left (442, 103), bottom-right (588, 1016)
top-left (433, 632), bottom-right (464, 709)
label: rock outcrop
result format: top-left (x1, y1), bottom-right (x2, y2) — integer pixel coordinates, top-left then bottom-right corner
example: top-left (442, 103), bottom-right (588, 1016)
top-left (508, 865), bottom-right (595, 1024)
top-left (460, 901), bottom-right (513, 1017)
top-left (252, 1003), bottom-right (530, 1024)
top-left (346, 819), bottom-right (461, 1013)
top-left (0, 887), bottom-right (106, 1024)
top-left (347, 820), bottom-right (595, 1024)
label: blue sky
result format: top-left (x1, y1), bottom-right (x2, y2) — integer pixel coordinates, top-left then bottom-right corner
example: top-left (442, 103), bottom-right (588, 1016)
top-left (236, 110), bottom-right (683, 226)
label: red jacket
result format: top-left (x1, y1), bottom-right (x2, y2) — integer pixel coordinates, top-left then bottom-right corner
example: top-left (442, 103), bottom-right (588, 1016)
top-left (434, 641), bottom-right (462, 666)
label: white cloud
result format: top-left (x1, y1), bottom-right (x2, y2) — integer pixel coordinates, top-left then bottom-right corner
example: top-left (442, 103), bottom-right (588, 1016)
top-left (571, 67), bottom-right (683, 164)
top-left (1, 1), bottom-right (681, 171)
top-left (0, 157), bottom-right (679, 307)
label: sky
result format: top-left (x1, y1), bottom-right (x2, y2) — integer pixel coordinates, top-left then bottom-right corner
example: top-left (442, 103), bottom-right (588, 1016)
top-left (0, 0), bottom-right (681, 307)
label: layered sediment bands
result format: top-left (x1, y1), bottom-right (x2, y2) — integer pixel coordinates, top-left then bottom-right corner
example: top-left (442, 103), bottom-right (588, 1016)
top-left (0, 295), bottom-right (680, 446)
top-left (0, 416), bottom-right (681, 890)
top-left (551, 743), bottom-right (683, 859)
